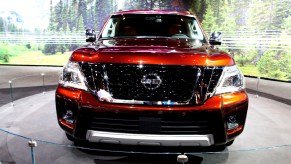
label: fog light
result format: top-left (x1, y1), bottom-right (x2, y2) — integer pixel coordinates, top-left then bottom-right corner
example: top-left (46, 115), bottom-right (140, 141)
top-left (227, 115), bottom-right (239, 130)
top-left (63, 110), bottom-right (74, 124)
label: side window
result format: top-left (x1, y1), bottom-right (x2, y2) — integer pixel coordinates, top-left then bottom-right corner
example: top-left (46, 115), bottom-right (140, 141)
top-left (188, 20), bottom-right (204, 40)
top-left (101, 18), bottom-right (117, 38)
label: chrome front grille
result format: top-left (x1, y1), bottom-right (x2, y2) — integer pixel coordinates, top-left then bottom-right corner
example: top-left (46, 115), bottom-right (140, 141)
top-left (80, 63), bottom-right (223, 105)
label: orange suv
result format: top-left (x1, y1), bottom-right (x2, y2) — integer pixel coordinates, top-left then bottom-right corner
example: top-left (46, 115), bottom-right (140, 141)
top-left (56, 10), bottom-right (248, 152)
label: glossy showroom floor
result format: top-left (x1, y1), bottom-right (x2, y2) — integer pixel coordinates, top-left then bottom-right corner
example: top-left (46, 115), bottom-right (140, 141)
top-left (1, 66), bottom-right (291, 164)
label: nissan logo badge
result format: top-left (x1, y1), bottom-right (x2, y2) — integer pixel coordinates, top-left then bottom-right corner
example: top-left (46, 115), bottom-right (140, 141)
top-left (141, 73), bottom-right (162, 90)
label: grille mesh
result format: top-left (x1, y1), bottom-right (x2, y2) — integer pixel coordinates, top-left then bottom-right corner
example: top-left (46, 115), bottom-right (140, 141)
top-left (80, 63), bottom-right (223, 105)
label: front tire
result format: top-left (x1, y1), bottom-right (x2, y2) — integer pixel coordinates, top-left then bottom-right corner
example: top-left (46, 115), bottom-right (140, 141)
top-left (212, 140), bottom-right (235, 151)
top-left (225, 140), bottom-right (234, 146)
top-left (65, 133), bottom-right (75, 142)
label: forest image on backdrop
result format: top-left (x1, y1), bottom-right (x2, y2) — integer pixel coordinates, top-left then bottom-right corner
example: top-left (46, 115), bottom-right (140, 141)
top-left (0, 0), bottom-right (291, 81)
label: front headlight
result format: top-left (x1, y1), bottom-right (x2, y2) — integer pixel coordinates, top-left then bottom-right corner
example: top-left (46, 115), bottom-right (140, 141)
top-left (59, 61), bottom-right (88, 91)
top-left (215, 65), bottom-right (245, 95)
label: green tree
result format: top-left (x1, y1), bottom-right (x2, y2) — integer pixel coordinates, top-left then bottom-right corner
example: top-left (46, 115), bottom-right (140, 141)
top-left (210, 0), bottom-right (221, 19)
top-left (257, 50), bottom-right (291, 80)
top-left (42, 44), bottom-right (57, 55)
top-left (48, 0), bottom-right (64, 31)
top-left (156, 0), bottom-right (172, 10)
top-left (0, 18), bottom-right (3, 32)
top-left (58, 28), bottom-right (67, 54)
top-left (233, 0), bottom-right (250, 29)
top-left (77, 15), bottom-right (85, 31)
top-left (282, 16), bottom-right (291, 31)
top-left (234, 50), bottom-right (258, 67)
top-left (217, 0), bottom-right (236, 32)
top-left (95, 0), bottom-right (113, 30)
top-left (189, 0), bottom-right (206, 21)
top-left (201, 2), bottom-right (218, 32)
top-left (62, 4), bottom-right (69, 31)
top-left (271, 0), bottom-right (291, 30)
top-left (279, 52), bottom-right (291, 80)
top-left (0, 43), bottom-right (10, 63)
top-left (247, 0), bottom-right (272, 30)
top-left (67, 0), bottom-right (78, 31)
top-left (78, 0), bottom-right (87, 30)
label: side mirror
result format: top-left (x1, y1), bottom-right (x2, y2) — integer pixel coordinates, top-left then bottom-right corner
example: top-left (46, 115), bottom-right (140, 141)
top-left (86, 29), bottom-right (96, 43)
top-left (209, 32), bottom-right (222, 45)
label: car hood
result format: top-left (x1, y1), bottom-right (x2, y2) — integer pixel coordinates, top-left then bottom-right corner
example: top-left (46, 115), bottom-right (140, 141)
top-left (70, 38), bottom-right (234, 66)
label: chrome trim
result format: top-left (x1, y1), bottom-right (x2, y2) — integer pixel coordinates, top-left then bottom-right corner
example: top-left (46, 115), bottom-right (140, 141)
top-left (96, 89), bottom-right (191, 105)
top-left (109, 98), bottom-right (190, 105)
top-left (86, 130), bottom-right (214, 146)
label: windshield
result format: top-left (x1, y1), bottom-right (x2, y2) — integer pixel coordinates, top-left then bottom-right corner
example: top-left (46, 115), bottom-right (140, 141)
top-left (100, 14), bottom-right (206, 42)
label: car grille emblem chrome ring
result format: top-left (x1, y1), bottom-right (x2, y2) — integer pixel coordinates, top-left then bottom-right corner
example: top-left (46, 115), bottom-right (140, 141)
top-left (141, 73), bottom-right (162, 90)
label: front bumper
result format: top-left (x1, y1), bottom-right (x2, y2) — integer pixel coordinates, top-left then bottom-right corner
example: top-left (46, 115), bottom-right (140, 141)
top-left (56, 86), bottom-right (248, 147)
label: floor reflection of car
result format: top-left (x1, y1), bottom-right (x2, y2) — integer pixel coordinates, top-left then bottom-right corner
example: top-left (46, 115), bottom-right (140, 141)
top-left (55, 10), bottom-right (248, 152)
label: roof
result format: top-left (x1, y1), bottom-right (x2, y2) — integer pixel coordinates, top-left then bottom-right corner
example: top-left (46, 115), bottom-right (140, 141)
top-left (112, 10), bottom-right (194, 17)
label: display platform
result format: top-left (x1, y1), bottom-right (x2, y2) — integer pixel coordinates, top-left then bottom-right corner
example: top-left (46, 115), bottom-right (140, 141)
top-left (1, 91), bottom-right (291, 164)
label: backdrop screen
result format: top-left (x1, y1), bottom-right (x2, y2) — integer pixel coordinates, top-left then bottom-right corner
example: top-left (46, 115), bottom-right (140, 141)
top-left (0, 0), bottom-right (290, 81)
